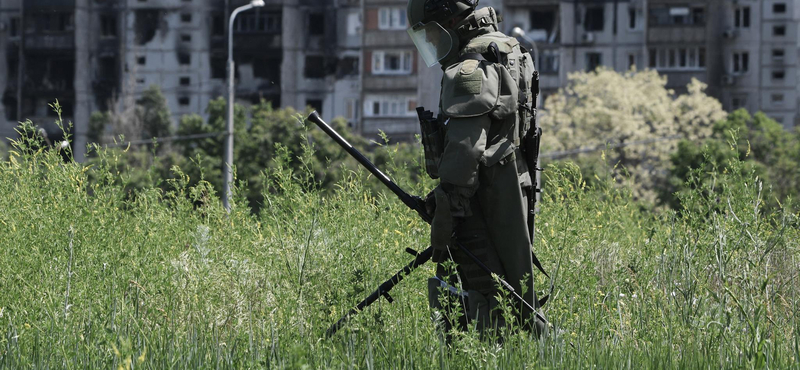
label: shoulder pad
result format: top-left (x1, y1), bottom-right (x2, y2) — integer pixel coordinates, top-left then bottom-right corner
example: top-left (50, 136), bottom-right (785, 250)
top-left (441, 59), bottom-right (500, 118)
top-left (461, 32), bottom-right (519, 56)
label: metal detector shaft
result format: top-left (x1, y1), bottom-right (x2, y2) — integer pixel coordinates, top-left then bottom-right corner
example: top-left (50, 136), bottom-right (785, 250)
top-left (307, 111), bottom-right (547, 335)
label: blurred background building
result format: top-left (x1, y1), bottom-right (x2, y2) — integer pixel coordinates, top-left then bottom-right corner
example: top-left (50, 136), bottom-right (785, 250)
top-left (0, 0), bottom-right (798, 161)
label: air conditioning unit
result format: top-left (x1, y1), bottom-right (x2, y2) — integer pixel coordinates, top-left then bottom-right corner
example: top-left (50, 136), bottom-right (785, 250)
top-left (723, 28), bottom-right (739, 39)
top-left (722, 74), bottom-right (737, 85)
top-left (582, 32), bottom-right (595, 44)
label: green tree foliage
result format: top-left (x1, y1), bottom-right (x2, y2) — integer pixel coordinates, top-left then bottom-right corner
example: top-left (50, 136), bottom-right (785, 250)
top-left (136, 85), bottom-right (173, 141)
top-left (664, 109), bottom-right (800, 210)
top-left (539, 68), bottom-right (727, 203)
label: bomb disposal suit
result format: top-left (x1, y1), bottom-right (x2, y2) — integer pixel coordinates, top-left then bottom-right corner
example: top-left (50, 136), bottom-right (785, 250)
top-left (408, 0), bottom-right (547, 335)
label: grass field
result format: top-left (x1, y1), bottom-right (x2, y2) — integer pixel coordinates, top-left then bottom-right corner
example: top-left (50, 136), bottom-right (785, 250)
top-left (1, 131), bottom-right (799, 369)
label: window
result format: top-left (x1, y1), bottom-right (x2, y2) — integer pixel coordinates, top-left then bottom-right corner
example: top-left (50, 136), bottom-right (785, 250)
top-left (774, 25), bottom-right (786, 36)
top-left (773, 49), bottom-right (785, 62)
top-left (10, 17), bottom-right (19, 37)
top-left (211, 57), bottom-right (226, 79)
top-left (649, 47), bottom-right (706, 70)
top-left (732, 52), bottom-right (749, 73)
top-left (181, 34), bottom-right (192, 42)
top-left (304, 56), bottom-right (326, 78)
top-left (771, 93), bottom-right (784, 104)
top-left (372, 51), bottom-right (413, 75)
top-left (648, 6), bottom-right (704, 25)
top-left (179, 77), bottom-right (191, 86)
top-left (772, 70), bottom-right (786, 80)
top-left (136, 78), bottom-right (146, 85)
top-left (306, 99), bottom-right (323, 114)
top-left (363, 95), bottom-right (417, 117)
top-left (212, 15), bottom-right (225, 36)
top-left (628, 53), bottom-right (636, 69)
top-left (628, 8), bottom-right (637, 30)
top-left (539, 50), bottom-right (559, 74)
top-left (137, 56), bottom-right (146, 65)
top-left (345, 98), bottom-right (360, 121)
top-left (774, 3), bottom-right (787, 14)
top-left (378, 8), bottom-right (407, 30)
top-left (338, 56), bottom-right (359, 76)
top-left (309, 13), bottom-right (324, 35)
top-left (584, 7), bottom-right (604, 31)
top-left (178, 96), bottom-right (190, 106)
top-left (100, 14), bottom-right (117, 37)
top-left (234, 12), bottom-right (281, 33)
top-left (181, 13), bottom-right (192, 23)
top-left (178, 52), bottom-right (191, 65)
top-left (586, 52), bottom-right (602, 71)
top-left (347, 13), bottom-right (362, 35)
top-left (735, 6), bottom-right (750, 28)
top-left (732, 95), bottom-right (747, 110)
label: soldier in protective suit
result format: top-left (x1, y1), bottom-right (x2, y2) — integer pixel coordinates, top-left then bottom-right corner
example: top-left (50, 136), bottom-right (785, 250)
top-left (407, 0), bottom-right (547, 336)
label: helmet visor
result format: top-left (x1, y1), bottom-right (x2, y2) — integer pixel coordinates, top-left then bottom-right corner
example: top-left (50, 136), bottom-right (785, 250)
top-left (407, 22), bottom-right (454, 67)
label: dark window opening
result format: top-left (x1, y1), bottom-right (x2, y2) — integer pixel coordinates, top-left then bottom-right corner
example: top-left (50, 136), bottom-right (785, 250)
top-left (338, 56), bottom-right (359, 77)
top-left (212, 14), bottom-right (225, 36)
top-left (179, 77), bottom-right (191, 86)
top-left (10, 17), bottom-right (20, 37)
top-left (773, 49), bottom-right (785, 60)
top-left (134, 10), bottom-right (161, 45)
top-left (774, 3), bottom-right (787, 13)
top-left (309, 13), bottom-right (325, 35)
top-left (530, 7), bottom-right (558, 40)
top-left (100, 14), bottom-right (117, 37)
top-left (649, 48), bottom-right (656, 68)
top-left (181, 34), bottom-right (192, 42)
top-left (586, 52), bottom-right (602, 71)
top-left (584, 7), bottom-right (604, 31)
top-left (774, 25), bottom-right (786, 36)
top-left (178, 96), bottom-right (190, 106)
top-left (306, 99), bottom-right (323, 114)
top-left (373, 101), bottom-right (380, 115)
top-left (178, 52), bottom-right (191, 65)
top-left (137, 56), bottom-right (146, 65)
top-left (304, 56), bottom-right (325, 78)
top-left (772, 70), bottom-right (786, 80)
top-left (211, 57), bottom-right (226, 79)
top-left (735, 7), bottom-right (751, 28)
top-left (628, 8), bottom-right (636, 29)
top-left (699, 48), bottom-right (706, 67)
top-left (181, 13), bottom-right (192, 23)
top-left (253, 58), bottom-right (281, 82)
top-left (692, 8), bottom-right (705, 25)
top-left (628, 54), bottom-right (636, 69)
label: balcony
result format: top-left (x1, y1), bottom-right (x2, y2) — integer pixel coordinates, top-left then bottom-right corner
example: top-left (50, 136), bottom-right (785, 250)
top-left (648, 27), bottom-right (705, 43)
top-left (24, 34), bottom-right (75, 50)
top-left (363, 75), bottom-right (417, 91)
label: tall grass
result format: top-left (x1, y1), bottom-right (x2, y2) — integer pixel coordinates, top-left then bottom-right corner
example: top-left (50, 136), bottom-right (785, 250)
top-left (0, 123), bottom-right (798, 369)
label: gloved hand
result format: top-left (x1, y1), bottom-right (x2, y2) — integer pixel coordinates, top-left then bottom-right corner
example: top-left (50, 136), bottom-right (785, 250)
top-left (423, 189), bottom-right (436, 217)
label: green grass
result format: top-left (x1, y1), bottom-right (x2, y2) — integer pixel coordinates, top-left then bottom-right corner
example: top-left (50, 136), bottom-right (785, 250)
top-left (1, 128), bottom-right (799, 369)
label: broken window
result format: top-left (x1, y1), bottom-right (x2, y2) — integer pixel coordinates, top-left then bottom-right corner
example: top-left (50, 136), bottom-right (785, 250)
top-left (628, 8), bottom-right (637, 29)
top-left (135, 10), bottom-right (161, 45)
top-left (179, 77), bottom-right (191, 86)
top-left (137, 56), bottom-right (146, 65)
top-left (584, 7), bottom-right (604, 32)
top-left (305, 56), bottom-right (325, 78)
top-left (211, 57), bottom-right (226, 79)
top-left (212, 14), bottom-right (225, 36)
top-left (735, 6), bottom-right (750, 28)
top-left (181, 13), bottom-right (192, 23)
top-left (774, 3), bottom-right (787, 14)
top-left (178, 52), bottom-right (191, 65)
top-left (179, 96), bottom-right (190, 106)
top-left (234, 12), bottom-right (281, 33)
top-left (306, 99), bottom-right (323, 114)
top-left (309, 13), bottom-right (325, 35)
top-left (774, 25), bottom-right (786, 36)
top-left (10, 17), bottom-right (19, 37)
top-left (772, 70), bottom-right (786, 80)
top-left (338, 56), bottom-right (359, 77)
top-left (530, 6), bottom-right (558, 41)
top-left (773, 49), bottom-right (785, 62)
top-left (101, 14), bottom-right (117, 37)
top-left (253, 58), bottom-right (281, 82)
top-left (181, 34), bottom-right (192, 42)
top-left (586, 52), bottom-right (602, 71)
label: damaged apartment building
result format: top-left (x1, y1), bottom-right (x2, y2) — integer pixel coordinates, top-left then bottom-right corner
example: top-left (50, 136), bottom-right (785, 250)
top-left (0, 0), bottom-right (363, 161)
top-left (503, 0), bottom-right (800, 129)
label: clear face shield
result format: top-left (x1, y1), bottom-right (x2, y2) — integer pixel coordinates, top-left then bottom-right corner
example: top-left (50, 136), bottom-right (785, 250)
top-left (407, 21), bottom-right (455, 67)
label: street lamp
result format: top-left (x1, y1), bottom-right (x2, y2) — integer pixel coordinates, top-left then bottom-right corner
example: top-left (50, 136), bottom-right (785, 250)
top-left (225, 0), bottom-right (265, 211)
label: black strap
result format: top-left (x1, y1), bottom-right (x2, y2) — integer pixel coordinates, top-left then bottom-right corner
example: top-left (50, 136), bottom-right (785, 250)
top-left (458, 53), bottom-right (486, 62)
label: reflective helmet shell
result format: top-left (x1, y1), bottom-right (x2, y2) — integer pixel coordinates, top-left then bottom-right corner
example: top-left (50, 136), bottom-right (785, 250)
top-left (407, 0), bottom-right (477, 27)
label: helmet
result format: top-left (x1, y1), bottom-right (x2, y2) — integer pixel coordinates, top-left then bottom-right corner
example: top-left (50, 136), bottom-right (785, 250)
top-left (406, 0), bottom-right (479, 67)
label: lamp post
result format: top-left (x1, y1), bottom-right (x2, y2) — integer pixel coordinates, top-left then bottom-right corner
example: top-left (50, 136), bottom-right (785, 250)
top-left (511, 26), bottom-right (542, 210)
top-left (225, 0), bottom-right (265, 211)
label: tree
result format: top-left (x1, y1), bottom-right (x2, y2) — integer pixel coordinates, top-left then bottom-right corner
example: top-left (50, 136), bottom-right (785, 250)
top-left (538, 67), bottom-right (727, 204)
top-left (136, 85), bottom-right (173, 141)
